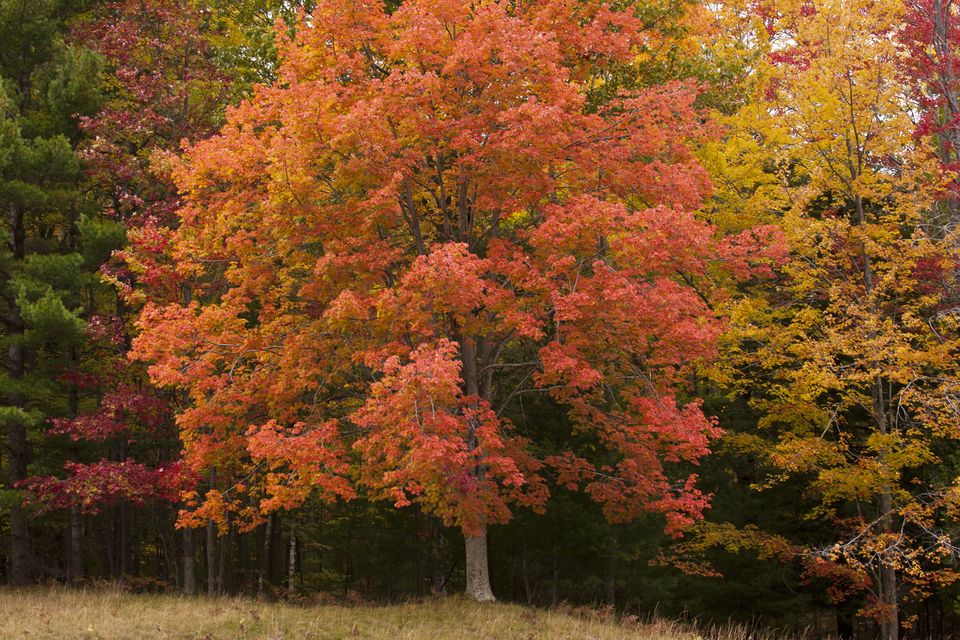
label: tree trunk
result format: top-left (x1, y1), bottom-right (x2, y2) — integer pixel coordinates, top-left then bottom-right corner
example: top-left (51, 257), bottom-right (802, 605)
top-left (258, 515), bottom-right (273, 596)
top-left (879, 567), bottom-right (899, 640)
top-left (206, 469), bottom-right (216, 596)
top-left (879, 490), bottom-right (899, 640)
top-left (182, 528), bottom-right (196, 595)
top-left (218, 519), bottom-right (231, 595)
top-left (459, 336), bottom-right (496, 603)
top-left (858, 187), bottom-right (899, 639)
top-left (315, 505), bottom-right (324, 593)
top-left (236, 523), bottom-right (247, 593)
top-left (464, 527), bottom-right (495, 602)
top-left (206, 519), bottom-right (216, 596)
top-left (103, 517), bottom-right (114, 579)
top-left (551, 546), bottom-right (560, 606)
top-left (605, 553), bottom-right (616, 607)
top-left (521, 538), bottom-right (533, 604)
top-left (69, 506), bottom-right (83, 582)
top-left (430, 517), bottom-right (446, 595)
top-left (6, 449), bottom-right (31, 585)
top-left (287, 526), bottom-right (296, 593)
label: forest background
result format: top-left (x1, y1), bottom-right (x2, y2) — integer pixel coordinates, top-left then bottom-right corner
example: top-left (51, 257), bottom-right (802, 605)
top-left (2, 1), bottom-right (960, 639)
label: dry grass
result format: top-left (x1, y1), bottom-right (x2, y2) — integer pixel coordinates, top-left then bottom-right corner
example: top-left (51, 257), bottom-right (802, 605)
top-left (0, 587), bottom-right (803, 640)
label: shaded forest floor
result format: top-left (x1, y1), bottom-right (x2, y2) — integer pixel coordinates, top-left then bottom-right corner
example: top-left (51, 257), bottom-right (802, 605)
top-left (0, 586), bottom-right (802, 640)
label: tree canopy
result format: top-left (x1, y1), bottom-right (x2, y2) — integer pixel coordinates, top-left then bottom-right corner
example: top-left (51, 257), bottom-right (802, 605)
top-left (3, 0), bottom-right (960, 636)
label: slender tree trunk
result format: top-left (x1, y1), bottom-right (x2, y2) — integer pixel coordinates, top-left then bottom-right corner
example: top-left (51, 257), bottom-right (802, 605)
top-left (155, 515), bottom-right (166, 586)
top-left (430, 516), bottom-right (446, 595)
top-left (856, 187), bottom-right (899, 640)
top-left (551, 546), bottom-right (560, 606)
top-left (236, 524), bottom-right (247, 593)
top-left (218, 520), bottom-right (230, 595)
top-left (287, 526), bottom-right (296, 593)
top-left (258, 516), bottom-right (272, 596)
top-left (464, 527), bottom-right (495, 602)
top-left (296, 529), bottom-right (305, 593)
top-left (414, 510), bottom-right (423, 596)
top-left (162, 516), bottom-right (176, 589)
top-left (104, 516), bottom-right (114, 578)
top-left (271, 513), bottom-right (283, 586)
top-left (316, 504), bottom-right (324, 593)
top-left (878, 490), bottom-right (899, 640)
top-left (521, 538), bottom-right (533, 605)
top-left (873, 375), bottom-right (898, 640)
top-left (206, 519), bottom-right (216, 596)
top-left (182, 528), bottom-right (196, 595)
top-left (69, 506), bottom-right (83, 582)
top-left (605, 554), bottom-right (616, 607)
top-left (206, 469), bottom-right (216, 596)
top-left (342, 509), bottom-right (353, 598)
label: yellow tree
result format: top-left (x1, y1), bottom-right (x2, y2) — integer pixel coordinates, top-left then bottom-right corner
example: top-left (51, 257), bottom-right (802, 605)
top-left (700, 0), bottom-right (960, 635)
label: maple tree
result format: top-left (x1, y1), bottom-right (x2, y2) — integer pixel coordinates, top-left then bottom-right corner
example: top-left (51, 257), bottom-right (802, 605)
top-left (131, 0), bottom-right (779, 601)
top-left (696, 0), bottom-right (960, 636)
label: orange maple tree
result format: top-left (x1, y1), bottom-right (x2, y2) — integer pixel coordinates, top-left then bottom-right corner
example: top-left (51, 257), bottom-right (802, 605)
top-left (132, 0), bottom-right (779, 601)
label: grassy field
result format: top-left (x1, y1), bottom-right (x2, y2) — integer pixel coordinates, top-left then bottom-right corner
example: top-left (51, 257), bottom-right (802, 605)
top-left (0, 587), bottom-right (804, 640)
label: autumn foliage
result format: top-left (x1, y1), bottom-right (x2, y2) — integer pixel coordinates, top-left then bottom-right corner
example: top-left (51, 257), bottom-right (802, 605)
top-left (9, 0), bottom-right (960, 632)
top-left (131, 0), bottom-right (780, 566)
top-left (691, 0), bottom-right (960, 635)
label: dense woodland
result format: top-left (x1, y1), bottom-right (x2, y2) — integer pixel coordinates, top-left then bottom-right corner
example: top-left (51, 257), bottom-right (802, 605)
top-left (2, 0), bottom-right (960, 638)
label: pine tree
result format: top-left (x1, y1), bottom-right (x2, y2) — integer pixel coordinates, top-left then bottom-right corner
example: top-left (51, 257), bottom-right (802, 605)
top-left (0, 0), bottom-right (101, 584)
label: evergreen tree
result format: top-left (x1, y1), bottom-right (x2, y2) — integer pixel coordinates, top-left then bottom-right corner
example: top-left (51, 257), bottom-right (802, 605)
top-left (0, 0), bottom-right (101, 584)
